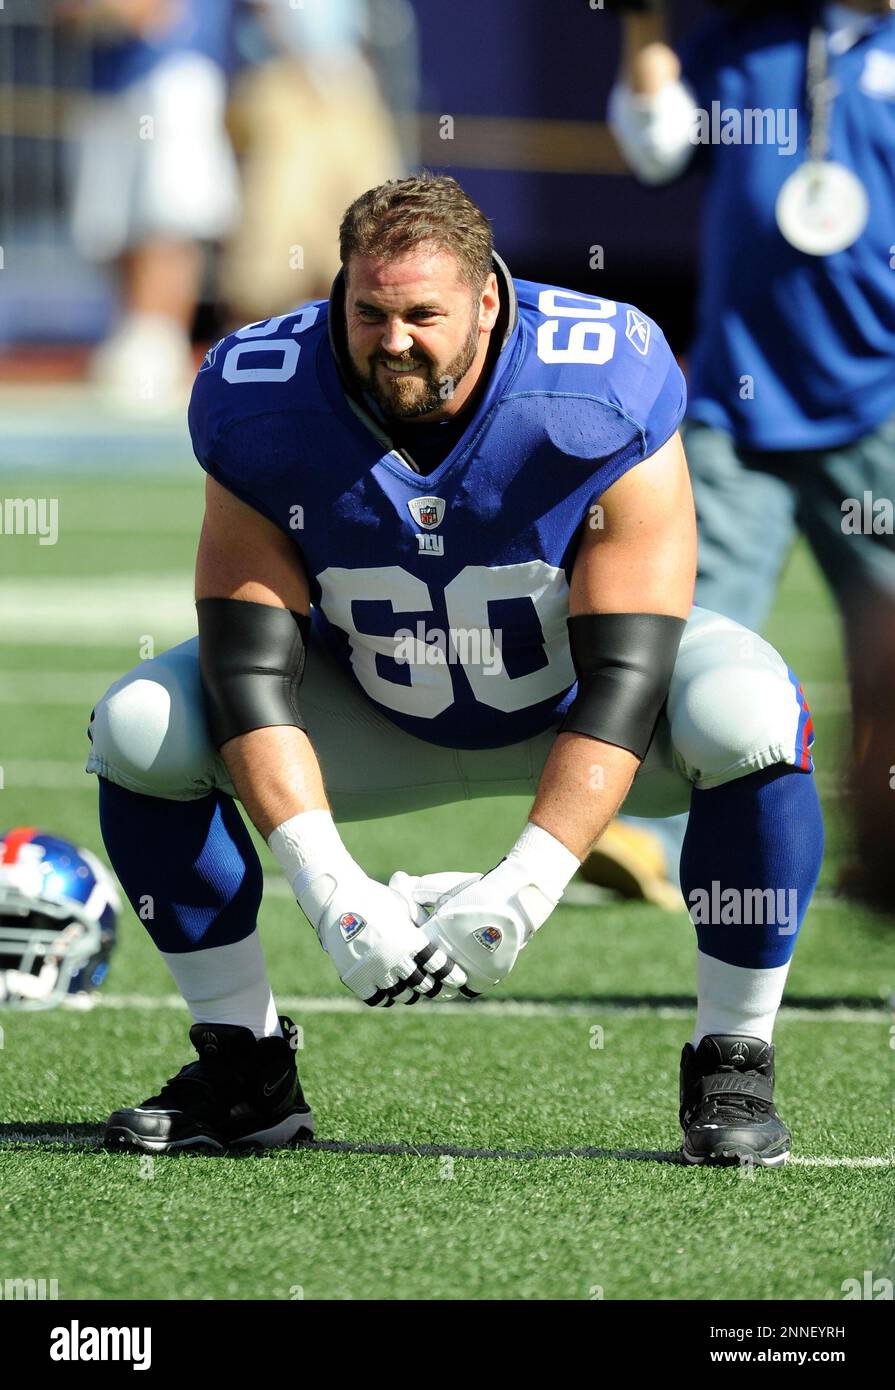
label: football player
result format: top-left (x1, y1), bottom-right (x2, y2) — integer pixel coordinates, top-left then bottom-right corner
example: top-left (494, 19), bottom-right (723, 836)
top-left (87, 174), bottom-right (824, 1164)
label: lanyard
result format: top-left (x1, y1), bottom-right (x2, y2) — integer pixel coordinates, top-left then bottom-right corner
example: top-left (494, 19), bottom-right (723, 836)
top-left (806, 26), bottom-right (836, 161)
top-left (807, 8), bottom-right (891, 159)
top-left (775, 14), bottom-right (873, 254)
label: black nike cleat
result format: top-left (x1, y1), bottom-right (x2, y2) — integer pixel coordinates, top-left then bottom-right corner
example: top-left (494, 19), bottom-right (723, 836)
top-left (679, 1034), bottom-right (791, 1168)
top-left (104, 1015), bottom-right (314, 1155)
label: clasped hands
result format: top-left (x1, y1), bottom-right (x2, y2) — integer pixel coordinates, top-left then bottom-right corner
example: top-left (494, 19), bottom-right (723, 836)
top-left (309, 843), bottom-right (572, 1007)
top-left (274, 812), bottom-right (580, 1008)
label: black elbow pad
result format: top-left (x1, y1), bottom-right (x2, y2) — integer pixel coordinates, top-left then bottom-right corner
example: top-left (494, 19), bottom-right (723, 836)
top-left (197, 597), bottom-right (310, 749)
top-left (560, 612), bottom-right (686, 759)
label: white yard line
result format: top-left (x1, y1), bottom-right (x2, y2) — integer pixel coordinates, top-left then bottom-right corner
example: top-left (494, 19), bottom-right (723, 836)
top-left (1, 761), bottom-right (95, 788)
top-left (787, 1156), bottom-right (895, 1168)
top-left (1, 757), bottom-right (849, 803)
top-left (86, 992), bottom-right (892, 1023)
top-left (0, 669), bottom-right (851, 712)
top-left (0, 675), bottom-right (123, 705)
top-left (0, 576), bottom-right (195, 643)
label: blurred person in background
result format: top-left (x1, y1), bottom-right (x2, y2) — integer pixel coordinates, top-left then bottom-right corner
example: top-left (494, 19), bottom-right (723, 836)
top-left (221, 0), bottom-right (410, 322)
top-left (60, 0), bottom-right (240, 413)
top-left (846, 594), bottom-right (895, 909)
top-left (586, 0), bottom-right (895, 909)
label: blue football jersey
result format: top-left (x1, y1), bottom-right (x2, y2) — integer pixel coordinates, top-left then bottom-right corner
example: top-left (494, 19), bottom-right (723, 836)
top-left (188, 260), bottom-right (686, 749)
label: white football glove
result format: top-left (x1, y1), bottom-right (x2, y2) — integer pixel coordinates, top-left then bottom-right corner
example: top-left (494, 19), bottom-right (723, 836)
top-left (268, 812), bottom-right (468, 1006)
top-left (404, 824), bottom-right (580, 996)
top-left (388, 869), bottom-right (484, 920)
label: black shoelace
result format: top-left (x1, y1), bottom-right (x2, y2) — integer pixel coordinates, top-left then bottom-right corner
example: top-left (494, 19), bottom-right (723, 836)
top-left (697, 1068), bottom-right (773, 1123)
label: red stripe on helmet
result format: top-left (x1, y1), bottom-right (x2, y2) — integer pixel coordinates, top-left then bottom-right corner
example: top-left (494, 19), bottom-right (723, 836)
top-left (2, 826), bottom-right (39, 864)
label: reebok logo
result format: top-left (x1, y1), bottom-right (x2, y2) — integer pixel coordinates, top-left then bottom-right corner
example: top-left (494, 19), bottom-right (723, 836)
top-left (50, 1320), bottom-right (151, 1371)
top-left (625, 308), bottom-right (651, 356)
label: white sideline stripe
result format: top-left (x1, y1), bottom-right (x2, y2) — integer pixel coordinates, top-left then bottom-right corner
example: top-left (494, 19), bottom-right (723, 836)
top-left (0, 792), bottom-right (856, 916)
top-left (0, 665), bottom-right (850, 714)
top-left (1, 575), bottom-right (195, 643)
top-left (0, 675), bottom-right (123, 706)
top-left (89, 993), bottom-right (891, 1023)
top-left (267, 876), bottom-right (847, 911)
top-left (788, 1156), bottom-right (895, 1168)
top-left (0, 671), bottom-right (850, 712)
top-left (1, 761), bottom-right (94, 788)
top-left (0, 758), bottom-right (848, 803)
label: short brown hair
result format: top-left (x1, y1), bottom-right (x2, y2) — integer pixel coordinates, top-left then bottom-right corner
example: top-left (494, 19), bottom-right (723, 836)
top-left (339, 173), bottom-right (494, 292)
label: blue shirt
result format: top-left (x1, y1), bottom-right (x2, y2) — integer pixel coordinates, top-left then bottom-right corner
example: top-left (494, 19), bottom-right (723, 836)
top-left (90, 0), bottom-right (235, 93)
top-left (681, 4), bottom-right (895, 450)
top-left (188, 261), bottom-right (686, 749)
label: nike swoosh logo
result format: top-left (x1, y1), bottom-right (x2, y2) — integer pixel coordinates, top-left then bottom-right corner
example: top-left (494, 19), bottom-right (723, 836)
top-left (263, 1075), bottom-right (289, 1097)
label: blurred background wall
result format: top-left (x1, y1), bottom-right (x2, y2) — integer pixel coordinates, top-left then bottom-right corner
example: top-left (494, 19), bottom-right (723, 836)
top-left (0, 0), bottom-right (711, 363)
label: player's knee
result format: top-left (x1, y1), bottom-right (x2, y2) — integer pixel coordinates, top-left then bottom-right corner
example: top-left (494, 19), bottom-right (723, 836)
top-left (88, 660), bottom-right (211, 797)
top-left (669, 663), bottom-right (796, 784)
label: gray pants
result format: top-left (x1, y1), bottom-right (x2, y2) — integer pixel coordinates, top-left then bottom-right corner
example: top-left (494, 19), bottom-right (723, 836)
top-left (629, 411), bottom-right (895, 877)
top-left (87, 606), bottom-right (812, 821)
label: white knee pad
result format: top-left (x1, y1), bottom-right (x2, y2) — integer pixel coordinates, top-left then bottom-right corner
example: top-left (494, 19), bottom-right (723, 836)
top-left (87, 640), bottom-right (220, 800)
top-left (668, 610), bottom-right (812, 789)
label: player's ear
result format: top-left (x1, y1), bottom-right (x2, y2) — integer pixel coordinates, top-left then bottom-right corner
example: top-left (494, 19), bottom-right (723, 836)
top-left (478, 272), bottom-right (500, 331)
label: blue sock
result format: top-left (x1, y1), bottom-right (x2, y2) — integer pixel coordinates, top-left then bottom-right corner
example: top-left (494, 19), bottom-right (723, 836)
top-left (98, 778), bottom-right (263, 953)
top-left (680, 765), bottom-right (824, 969)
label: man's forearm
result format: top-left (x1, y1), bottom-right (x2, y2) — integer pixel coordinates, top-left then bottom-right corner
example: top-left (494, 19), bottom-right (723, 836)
top-left (220, 725), bottom-right (328, 841)
top-left (620, 11), bottom-right (678, 93)
top-left (416, 733), bottom-right (639, 994)
top-left (222, 727), bottom-right (469, 1005)
top-left (529, 732), bottom-right (640, 861)
top-left (609, 8), bottom-right (694, 184)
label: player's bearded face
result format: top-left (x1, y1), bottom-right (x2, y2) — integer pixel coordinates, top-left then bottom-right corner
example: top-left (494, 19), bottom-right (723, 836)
top-left (360, 311), bottom-right (480, 420)
top-left (344, 250), bottom-right (487, 421)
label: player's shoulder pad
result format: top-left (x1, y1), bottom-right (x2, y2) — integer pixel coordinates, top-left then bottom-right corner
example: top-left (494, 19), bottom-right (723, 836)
top-left (188, 300), bottom-right (330, 493)
top-left (511, 278), bottom-right (687, 463)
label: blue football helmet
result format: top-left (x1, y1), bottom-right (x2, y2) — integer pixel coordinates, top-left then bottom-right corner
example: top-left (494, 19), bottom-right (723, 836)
top-left (0, 827), bottom-right (120, 1009)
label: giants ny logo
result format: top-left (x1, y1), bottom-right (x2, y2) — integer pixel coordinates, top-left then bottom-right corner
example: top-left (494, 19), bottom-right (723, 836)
top-left (408, 495), bottom-right (446, 557)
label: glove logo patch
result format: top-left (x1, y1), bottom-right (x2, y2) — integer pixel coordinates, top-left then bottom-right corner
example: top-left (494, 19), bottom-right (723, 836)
top-left (473, 925), bottom-right (502, 952)
top-left (339, 911), bottom-right (366, 942)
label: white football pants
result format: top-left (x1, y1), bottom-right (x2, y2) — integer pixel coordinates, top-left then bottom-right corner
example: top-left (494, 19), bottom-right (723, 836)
top-left (86, 605), bottom-right (812, 821)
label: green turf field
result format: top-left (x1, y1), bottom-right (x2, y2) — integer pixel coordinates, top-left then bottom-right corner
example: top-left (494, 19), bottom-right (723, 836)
top-left (1, 470), bottom-right (893, 1301)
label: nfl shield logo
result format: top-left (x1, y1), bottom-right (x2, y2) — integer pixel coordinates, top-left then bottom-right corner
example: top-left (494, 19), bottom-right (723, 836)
top-left (339, 912), bottom-right (366, 942)
top-left (473, 925), bottom-right (502, 952)
top-left (408, 496), bottom-right (445, 531)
